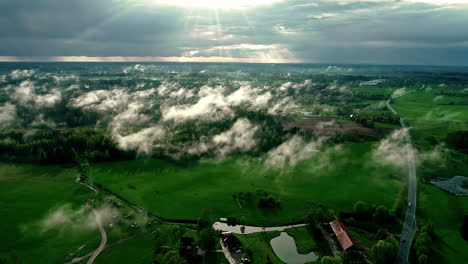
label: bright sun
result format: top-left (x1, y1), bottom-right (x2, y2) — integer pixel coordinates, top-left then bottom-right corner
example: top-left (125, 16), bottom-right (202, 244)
top-left (147, 0), bottom-right (283, 9)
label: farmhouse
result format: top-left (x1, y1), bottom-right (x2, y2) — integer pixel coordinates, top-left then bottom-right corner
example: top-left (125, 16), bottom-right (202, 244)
top-left (329, 220), bottom-right (356, 251)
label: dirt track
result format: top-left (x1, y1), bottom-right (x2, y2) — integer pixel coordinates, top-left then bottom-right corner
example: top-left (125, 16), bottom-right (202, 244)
top-left (285, 117), bottom-right (378, 136)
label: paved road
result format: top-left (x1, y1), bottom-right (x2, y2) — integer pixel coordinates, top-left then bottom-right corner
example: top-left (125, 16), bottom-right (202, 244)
top-left (219, 239), bottom-right (239, 264)
top-left (86, 208), bottom-right (107, 264)
top-left (77, 182), bottom-right (108, 264)
top-left (386, 86), bottom-right (423, 264)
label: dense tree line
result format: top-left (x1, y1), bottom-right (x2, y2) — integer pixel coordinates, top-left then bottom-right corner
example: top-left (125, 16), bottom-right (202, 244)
top-left (0, 128), bottom-right (121, 164)
top-left (461, 215), bottom-right (468, 241)
top-left (413, 224), bottom-right (435, 264)
top-left (446, 130), bottom-right (468, 153)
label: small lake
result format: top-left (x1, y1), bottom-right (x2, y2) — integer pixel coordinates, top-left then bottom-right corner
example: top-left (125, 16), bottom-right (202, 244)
top-left (212, 222), bottom-right (306, 234)
top-left (270, 232), bottom-right (318, 264)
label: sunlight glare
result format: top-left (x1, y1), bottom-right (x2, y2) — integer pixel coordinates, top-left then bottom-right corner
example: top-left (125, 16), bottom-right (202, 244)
top-left (146, 0), bottom-right (283, 9)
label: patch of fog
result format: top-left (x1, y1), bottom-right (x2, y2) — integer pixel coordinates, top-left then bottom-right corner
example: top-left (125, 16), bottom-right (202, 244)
top-left (11, 81), bottom-right (62, 107)
top-left (0, 103), bottom-right (17, 127)
top-left (185, 118), bottom-right (259, 157)
top-left (326, 80), bottom-right (348, 93)
top-left (12, 81), bottom-right (35, 105)
top-left (372, 129), bottom-right (408, 169)
top-left (70, 89), bottom-right (127, 112)
top-left (70, 87), bottom-right (155, 113)
top-left (30, 114), bottom-right (57, 128)
top-left (278, 80), bottom-right (312, 91)
top-left (391, 88), bottom-right (406, 98)
top-left (268, 97), bottom-right (297, 115)
top-left (110, 102), bottom-right (151, 132)
top-left (53, 74), bottom-right (79, 83)
top-left (162, 89), bottom-right (233, 122)
top-left (26, 204), bottom-right (118, 235)
top-left (265, 135), bottom-right (324, 169)
top-left (373, 129), bottom-right (446, 169)
top-left (66, 84), bottom-right (80, 91)
top-left (123, 64), bottom-right (146, 74)
top-left (212, 118), bottom-right (259, 156)
top-left (114, 126), bottom-right (166, 155)
top-left (35, 89), bottom-right (62, 108)
top-left (10, 69), bottom-right (35, 80)
top-left (162, 83), bottom-right (294, 122)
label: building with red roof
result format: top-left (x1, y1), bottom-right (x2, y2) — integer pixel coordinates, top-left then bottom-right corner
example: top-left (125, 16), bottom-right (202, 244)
top-left (329, 220), bottom-right (355, 251)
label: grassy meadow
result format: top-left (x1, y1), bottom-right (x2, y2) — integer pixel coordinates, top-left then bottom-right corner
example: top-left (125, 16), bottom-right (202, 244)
top-left (0, 163), bottom-right (99, 264)
top-left (393, 87), bottom-right (468, 263)
top-left (91, 141), bottom-right (404, 226)
top-left (418, 184), bottom-right (468, 263)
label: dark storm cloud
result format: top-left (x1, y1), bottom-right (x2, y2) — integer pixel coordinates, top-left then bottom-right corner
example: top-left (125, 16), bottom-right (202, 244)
top-left (1, 0), bottom-right (468, 65)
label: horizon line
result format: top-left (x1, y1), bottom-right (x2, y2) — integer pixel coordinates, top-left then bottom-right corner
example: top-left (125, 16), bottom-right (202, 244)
top-left (0, 56), bottom-right (467, 67)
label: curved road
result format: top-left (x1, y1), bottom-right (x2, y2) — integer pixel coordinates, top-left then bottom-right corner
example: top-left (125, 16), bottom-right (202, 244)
top-left (76, 182), bottom-right (108, 264)
top-left (86, 208), bottom-right (107, 264)
top-left (386, 85), bottom-right (424, 264)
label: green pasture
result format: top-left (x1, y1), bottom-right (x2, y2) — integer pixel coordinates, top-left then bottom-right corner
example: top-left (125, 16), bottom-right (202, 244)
top-left (0, 163), bottom-right (99, 264)
top-left (284, 226), bottom-right (318, 254)
top-left (235, 231), bottom-right (284, 264)
top-left (91, 142), bottom-right (404, 226)
top-left (418, 184), bottom-right (468, 264)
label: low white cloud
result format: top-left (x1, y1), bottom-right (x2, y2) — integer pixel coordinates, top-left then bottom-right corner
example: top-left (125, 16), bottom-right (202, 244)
top-left (114, 126), bottom-right (166, 155)
top-left (391, 88), bottom-right (407, 98)
top-left (52, 74), bottom-right (79, 83)
top-left (70, 89), bottom-right (127, 112)
top-left (268, 97), bottom-right (297, 115)
top-left (213, 118), bottom-right (259, 156)
top-left (71, 88), bottom-right (155, 113)
top-left (12, 81), bottom-right (35, 105)
top-left (0, 103), bottom-right (17, 128)
top-left (265, 135), bottom-right (325, 168)
top-left (30, 114), bottom-right (56, 128)
top-left (10, 69), bottom-right (35, 80)
top-left (185, 118), bottom-right (259, 157)
top-left (162, 84), bottom-right (274, 122)
top-left (35, 89), bottom-right (62, 108)
top-left (373, 129), bottom-right (408, 168)
top-left (35, 204), bottom-right (118, 234)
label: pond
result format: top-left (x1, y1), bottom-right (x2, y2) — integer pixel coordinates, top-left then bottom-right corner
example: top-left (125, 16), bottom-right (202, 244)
top-left (212, 222), bottom-right (306, 234)
top-left (270, 232), bottom-right (318, 264)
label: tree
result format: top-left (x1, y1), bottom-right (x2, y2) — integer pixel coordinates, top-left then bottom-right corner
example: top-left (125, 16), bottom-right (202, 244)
top-left (461, 215), bottom-right (468, 241)
top-left (353, 201), bottom-right (367, 216)
top-left (200, 228), bottom-right (217, 250)
top-left (226, 217), bottom-right (237, 226)
top-left (372, 235), bottom-right (398, 264)
top-left (197, 209), bottom-right (212, 230)
top-left (78, 158), bottom-right (89, 182)
top-left (306, 205), bottom-right (336, 228)
top-left (373, 205), bottom-right (390, 223)
top-left (375, 228), bottom-right (389, 240)
top-left (418, 254), bottom-right (428, 264)
top-left (321, 256), bottom-right (341, 264)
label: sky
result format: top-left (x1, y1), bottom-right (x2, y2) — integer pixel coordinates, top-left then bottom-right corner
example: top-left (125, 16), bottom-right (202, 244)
top-left (1, 0), bottom-right (468, 65)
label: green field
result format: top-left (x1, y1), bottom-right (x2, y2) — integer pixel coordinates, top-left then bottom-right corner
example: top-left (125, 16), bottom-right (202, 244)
top-left (392, 89), bottom-right (468, 140)
top-left (284, 226), bottom-right (318, 254)
top-left (0, 163), bottom-right (99, 264)
top-left (91, 141), bottom-right (404, 226)
top-left (235, 231), bottom-right (284, 264)
top-left (393, 87), bottom-right (468, 263)
top-left (418, 184), bottom-right (468, 263)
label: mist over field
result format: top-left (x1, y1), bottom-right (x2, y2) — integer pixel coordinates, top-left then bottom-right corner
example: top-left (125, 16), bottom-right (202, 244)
top-left (1, 63), bottom-right (462, 163)
top-left (1, 62), bottom-right (467, 264)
